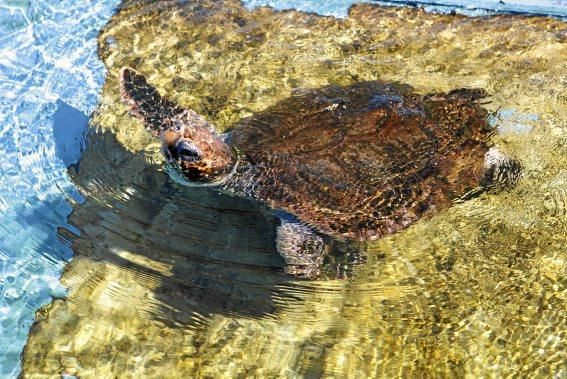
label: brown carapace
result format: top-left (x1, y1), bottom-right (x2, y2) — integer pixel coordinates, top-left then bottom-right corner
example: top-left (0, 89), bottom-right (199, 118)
top-left (227, 83), bottom-right (501, 241)
top-left (119, 67), bottom-right (521, 277)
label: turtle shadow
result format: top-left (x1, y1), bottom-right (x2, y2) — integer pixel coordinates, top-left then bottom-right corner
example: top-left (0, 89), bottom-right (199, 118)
top-left (63, 126), bottom-right (296, 326)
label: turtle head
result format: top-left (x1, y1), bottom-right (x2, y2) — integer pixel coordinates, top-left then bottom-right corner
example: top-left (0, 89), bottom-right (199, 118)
top-left (161, 122), bottom-right (236, 183)
top-left (119, 67), bottom-right (236, 183)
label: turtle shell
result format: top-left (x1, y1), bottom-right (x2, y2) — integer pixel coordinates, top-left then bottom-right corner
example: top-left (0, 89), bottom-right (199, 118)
top-left (228, 81), bottom-right (493, 241)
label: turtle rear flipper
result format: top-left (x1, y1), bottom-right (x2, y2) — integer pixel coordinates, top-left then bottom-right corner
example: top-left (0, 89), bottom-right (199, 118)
top-left (447, 87), bottom-right (489, 101)
top-left (482, 147), bottom-right (523, 190)
top-left (454, 147), bottom-right (522, 202)
top-left (119, 67), bottom-right (185, 135)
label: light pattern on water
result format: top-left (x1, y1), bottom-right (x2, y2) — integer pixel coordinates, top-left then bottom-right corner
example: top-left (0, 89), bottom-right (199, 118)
top-left (0, 0), bottom-right (119, 376)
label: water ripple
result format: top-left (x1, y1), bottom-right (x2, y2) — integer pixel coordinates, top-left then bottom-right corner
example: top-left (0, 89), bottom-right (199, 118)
top-left (0, 0), bottom-right (119, 376)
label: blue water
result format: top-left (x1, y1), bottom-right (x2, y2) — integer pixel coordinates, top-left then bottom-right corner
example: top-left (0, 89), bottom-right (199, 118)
top-left (0, 0), bottom-right (120, 376)
top-left (245, 0), bottom-right (567, 18)
top-left (0, 0), bottom-right (564, 377)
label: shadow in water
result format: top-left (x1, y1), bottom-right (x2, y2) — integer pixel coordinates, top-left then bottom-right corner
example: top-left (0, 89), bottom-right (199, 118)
top-left (63, 125), bottom-right (296, 326)
top-left (53, 100), bottom-right (89, 169)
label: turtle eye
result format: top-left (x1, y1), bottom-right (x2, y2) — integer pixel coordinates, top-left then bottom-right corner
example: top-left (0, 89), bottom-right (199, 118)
top-left (171, 140), bottom-right (200, 162)
top-left (172, 124), bottom-right (183, 133)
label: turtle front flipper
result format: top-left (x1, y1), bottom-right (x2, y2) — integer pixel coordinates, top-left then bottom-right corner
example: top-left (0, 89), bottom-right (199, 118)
top-left (276, 219), bottom-right (329, 278)
top-left (276, 217), bottom-right (365, 279)
top-left (119, 67), bottom-right (185, 136)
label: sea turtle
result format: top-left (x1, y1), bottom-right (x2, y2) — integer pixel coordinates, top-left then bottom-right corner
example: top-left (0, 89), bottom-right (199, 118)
top-left (119, 67), bottom-right (521, 278)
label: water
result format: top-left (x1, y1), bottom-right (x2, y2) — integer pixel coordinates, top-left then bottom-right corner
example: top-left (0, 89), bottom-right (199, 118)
top-left (246, 0), bottom-right (567, 18)
top-left (1, 0), bottom-right (565, 377)
top-left (0, 0), bottom-right (119, 376)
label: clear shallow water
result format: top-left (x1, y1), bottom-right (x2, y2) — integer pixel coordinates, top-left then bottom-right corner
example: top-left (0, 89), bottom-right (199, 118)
top-left (0, 0), bottom-right (119, 376)
top-left (0, 0), bottom-right (565, 377)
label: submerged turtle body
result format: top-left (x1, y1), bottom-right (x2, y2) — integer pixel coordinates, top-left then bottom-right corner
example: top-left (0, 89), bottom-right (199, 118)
top-left (119, 68), bottom-right (521, 277)
top-left (226, 83), bottom-right (493, 241)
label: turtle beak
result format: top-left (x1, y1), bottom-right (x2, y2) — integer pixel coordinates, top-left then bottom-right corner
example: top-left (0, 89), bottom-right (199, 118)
top-left (162, 128), bottom-right (182, 145)
top-left (169, 140), bottom-right (201, 163)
